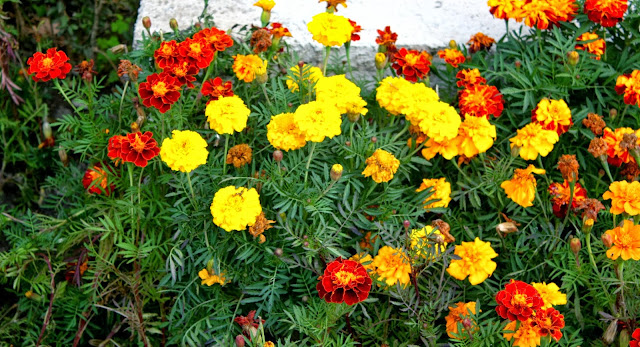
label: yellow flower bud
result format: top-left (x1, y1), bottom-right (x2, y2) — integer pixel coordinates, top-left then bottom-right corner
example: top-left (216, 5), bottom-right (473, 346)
top-left (375, 52), bottom-right (387, 70)
top-left (330, 164), bottom-right (343, 181)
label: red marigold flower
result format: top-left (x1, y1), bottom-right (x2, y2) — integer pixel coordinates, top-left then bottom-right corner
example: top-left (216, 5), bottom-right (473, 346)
top-left (164, 59), bottom-right (198, 88)
top-left (631, 328), bottom-right (640, 347)
top-left (548, 180), bottom-right (587, 218)
top-left (615, 70), bottom-right (640, 107)
top-left (178, 37), bottom-right (214, 69)
top-left (26, 47), bottom-right (72, 82)
top-left (495, 279), bottom-right (543, 322)
top-left (193, 27), bottom-right (234, 52)
top-left (584, 0), bottom-right (628, 27)
top-left (269, 22), bottom-right (292, 39)
top-left (522, 0), bottom-right (577, 30)
top-left (82, 163), bottom-right (114, 195)
top-left (438, 48), bottom-right (466, 68)
top-left (602, 127), bottom-right (638, 166)
top-left (376, 26), bottom-right (398, 47)
top-left (202, 77), bottom-right (234, 101)
top-left (138, 72), bottom-right (181, 113)
top-left (107, 135), bottom-right (127, 164)
top-left (458, 84), bottom-right (504, 119)
top-left (533, 307), bottom-right (565, 341)
top-left (456, 69), bottom-right (487, 88)
top-left (468, 32), bottom-right (496, 54)
top-left (348, 19), bottom-right (362, 42)
top-left (316, 257), bottom-right (372, 305)
top-left (120, 131), bottom-right (160, 167)
top-left (531, 98), bottom-right (573, 135)
top-left (154, 40), bottom-right (180, 70)
top-left (392, 48), bottom-right (431, 83)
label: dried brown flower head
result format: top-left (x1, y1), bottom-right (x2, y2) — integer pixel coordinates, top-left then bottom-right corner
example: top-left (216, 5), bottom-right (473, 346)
top-left (620, 133), bottom-right (639, 151)
top-left (359, 231), bottom-right (378, 250)
top-left (226, 144), bottom-right (253, 168)
top-left (431, 219), bottom-right (455, 243)
top-left (575, 198), bottom-right (605, 222)
top-left (250, 28), bottom-right (272, 54)
top-left (557, 154), bottom-right (579, 181)
top-left (582, 113), bottom-right (606, 135)
top-left (117, 60), bottom-right (142, 82)
top-left (248, 212), bottom-right (275, 243)
top-left (74, 60), bottom-right (97, 82)
top-left (621, 162), bottom-right (640, 181)
top-left (588, 137), bottom-right (608, 158)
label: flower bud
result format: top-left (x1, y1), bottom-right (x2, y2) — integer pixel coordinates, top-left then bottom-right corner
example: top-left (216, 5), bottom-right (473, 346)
top-left (601, 233), bottom-right (613, 249)
top-left (258, 234), bottom-right (266, 243)
top-left (403, 220), bottom-right (410, 230)
top-left (273, 150), bottom-right (283, 162)
top-left (235, 335), bottom-right (246, 347)
top-left (345, 141), bottom-right (351, 147)
top-left (302, 295), bottom-right (308, 302)
top-left (298, 60), bottom-right (305, 68)
top-left (274, 248), bottom-right (283, 257)
top-left (42, 120), bottom-right (52, 139)
top-left (330, 164), bottom-right (343, 181)
top-left (194, 22), bottom-right (202, 30)
top-left (347, 112), bottom-right (360, 123)
top-left (261, 11), bottom-right (271, 27)
top-left (169, 18), bottom-right (179, 30)
top-left (567, 51), bottom-right (579, 66)
top-left (510, 145), bottom-right (521, 158)
top-left (25, 290), bottom-right (42, 301)
top-left (142, 16), bottom-right (151, 29)
top-left (583, 218), bottom-right (594, 233)
top-left (610, 108), bottom-right (618, 119)
top-left (515, 60), bottom-right (521, 69)
top-left (303, 241), bottom-right (309, 247)
top-left (58, 147), bottom-right (69, 167)
top-left (603, 319), bottom-right (618, 344)
top-left (569, 236), bottom-right (581, 256)
top-left (256, 70), bottom-right (268, 84)
top-left (496, 222), bottom-right (518, 236)
top-left (371, 136), bottom-right (377, 143)
top-left (449, 40), bottom-right (457, 49)
top-left (619, 329), bottom-right (630, 347)
top-left (462, 318), bottom-right (473, 329)
top-left (375, 52), bottom-right (387, 70)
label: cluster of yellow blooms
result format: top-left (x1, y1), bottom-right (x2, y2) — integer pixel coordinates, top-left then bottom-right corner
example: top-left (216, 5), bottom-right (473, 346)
top-left (316, 75), bottom-right (368, 118)
top-left (307, 12), bottom-right (353, 47)
top-left (205, 95), bottom-right (251, 134)
top-left (501, 164), bottom-right (546, 207)
top-left (160, 130), bottom-right (209, 173)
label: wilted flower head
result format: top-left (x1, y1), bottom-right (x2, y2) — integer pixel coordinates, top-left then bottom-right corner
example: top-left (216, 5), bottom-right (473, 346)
top-left (468, 32), bottom-right (495, 53)
top-left (582, 113), bottom-right (606, 135)
top-left (226, 144), bottom-right (253, 168)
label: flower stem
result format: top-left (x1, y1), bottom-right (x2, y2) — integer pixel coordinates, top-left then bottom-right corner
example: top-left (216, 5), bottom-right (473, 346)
top-left (222, 135), bottom-right (230, 176)
top-left (322, 46), bottom-right (331, 76)
top-left (186, 171), bottom-right (196, 200)
top-left (304, 142), bottom-right (318, 184)
top-left (345, 44), bottom-right (353, 80)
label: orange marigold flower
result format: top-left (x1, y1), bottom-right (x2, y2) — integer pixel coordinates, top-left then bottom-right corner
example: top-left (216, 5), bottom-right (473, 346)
top-left (82, 164), bottom-right (113, 195)
top-left (602, 127), bottom-right (636, 166)
top-left (446, 238), bottom-right (498, 285)
top-left (458, 84), bottom-right (504, 119)
top-left (468, 32), bottom-right (496, 54)
top-left (269, 22), bottom-right (292, 38)
top-left (488, 0), bottom-right (525, 20)
top-left (226, 144), bottom-right (253, 168)
top-left (521, 0), bottom-right (577, 30)
top-left (456, 68), bottom-right (486, 88)
top-left (154, 40), bottom-right (180, 70)
top-left (362, 149), bottom-right (400, 183)
top-left (510, 122), bottom-right (559, 160)
top-left (438, 48), bottom-right (465, 68)
top-left (178, 37), bottom-right (214, 69)
top-left (584, 0), bottom-right (628, 27)
top-left (548, 180), bottom-right (587, 218)
top-left (503, 319), bottom-right (541, 347)
top-left (317, 258), bottom-right (372, 305)
top-left (27, 47), bottom-right (72, 82)
top-left (602, 180), bottom-right (640, 215)
top-left (202, 77), bottom-right (234, 101)
top-left (445, 302), bottom-right (478, 338)
top-left (501, 165), bottom-right (546, 208)
top-left (120, 131), bottom-right (161, 167)
top-left (575, 32), bottom-right (606, 60)
top-left (138, 72), bottom-right (181, 113)
top-left (375, 26), bottom-right (398, 47)
top-left (604, 220), bottom-right (640, 260)
top-left (232, 54), bottom-right (267, 83)
top-left (615, 70), bottom-right (640, 107)
top-left (164, 59), bottom-right (198, 88)
top-left (495, 279), bottom-right (543, 322)
top-left (107, 135), bottom-right (126, 164)
top-left (531, 98), bottom-right (573, 135)
top-left (582, 113), bottom-right (606, 135)
top-left (193, 27), bottom-right (234, 52)
top-left (417, 178), bottom-right (452, 209)
top-left (348, 19), bottom-right (361, 41)
top-left (534, 307), bottom-right (565, 342)
top-left (391, 48), bottom-right (431, 83)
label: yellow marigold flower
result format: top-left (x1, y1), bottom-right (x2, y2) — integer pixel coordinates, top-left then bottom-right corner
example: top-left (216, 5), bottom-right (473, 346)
top-left (456, 116), bottom-right (496, 158)
top-left (501, 164), bottom-right (546, 208)
top-left (315, 75), bottom-right (365, 114)
top-left (416, 178), bottom-right (452, 209)
top-left (401, 84), bottom-right (440, 125)
top-left (160, 130), bottom-right (209, 173)
top-left (604, 220), bottom-right (640, 260)
top-left (510, 122), bottom-right (559, 160)
top-left (362, 149), bottom-right (400, 183)
top-left (198, 268), bottom-right (226, 286)
top-left (417, 101), bottom-right (462, 142)
top-left (343, 96), bottom-right (368, 118)
top-left (421, 137), bottom-right (460, 160)
top-left (531, 282), bottom-right (567, 309)
top-left (603, 181), bottom-right (640, 215)
top-left (232, 54), bottom-right (267, 83)
top-left (307, 12), bottom-right (353, 47)
top-left (503, 319), bottom-right (541, 347)
top-left (410, 225), bottom-right (447, 259)
top-left (263, 342), bottom-right (275, 347)
top-left (372, 246), bottom-right (411, 286)
top-left (205, 95), bottom-right (251, 135)
top-left (349, 252), bottom-right (375, 272)
top-left (286, 64), bottom-right (323, 92)
top-left (446, 237), bottom-right (498, 285)
top-left (531, 98), bottom-right (573, 135)
top-left (266, 112), bottom-right (307, 151)
top-left (253, 0), bottom-right (275, 11)
top-left (376, 76), bottom-right (412, 115)
top-left (226, 144), bottom-right (252, 168)
top-left (293, 101), bottom-right (342, 142)
top-left (210, 186), bottom-right (262, 231)
top-left (445, 302), bottom-right (478, 338)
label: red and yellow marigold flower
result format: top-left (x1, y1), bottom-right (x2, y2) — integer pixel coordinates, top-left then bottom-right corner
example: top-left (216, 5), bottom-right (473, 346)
top-left (178, 37), bottom-right (215, 69)
top-left (531, 98), bottom-right (573, 135)
top-left (445, 302), bottom-right (478, 338)
top-left (119, 131), bottom-right (161, 167)
top-left (392, 48), bottom-right (431, 83)
top-left (269, 22), bottom-right (292, 39)
top-left (615, 70), bottom-right (640, 108)
top-left (602, 127), bottom-right (638, 166)
top-left (534, 307), bottom-right (565, 342)
top-left (632, 328), bottom-right (640, 347)
top-left (456, 68), bottom-right (486, 88)
top-left (495, 279), bottom-right (543, 321)
top-left (193, 27), bottom-right (234, 52)
top-left (604, 220), bottom-right (640, 260)
top-left (446, 238), bottom-right (498, 285)
top-left (438, 48), bottom-right (465, 68)
top-left (468, 32), bottom-right (496, 53)
top-left (316, 257), bottom-right (372, 305)
top-left (202, 77), bottom-right (234, 101)
top-left (232, 54), bottom-right (267, 83)
top-left (164, 59), bottom-right (198, 88)
top-left (603, 180), bottom-right (640, 215)
top-left (531, 282), bottom-right (567, 309)
top-left (501, 165), bottom-right (546, 208)
top-left (372, 246), bottom-right (411, 287)
top-left (548, 180), bottom-right (587, 218)
top-left (27, 48), bottom-right (72, 82)
top-left (584, 0), bottom-right (628, 27)
top-left (458, 84), bottom-right (504, 119)
top-left (348, 19), bottom-right (361, 41)
top-left (82, 164), bottom-right (113, 195)
top-left (488, 0), bottom-right (525, 20)
top-left (575, 32), bottom-right (606, 60)
top-left (510, 122), bottom-right (559, 160)
top-left (521, 0), bottom-right (577, 30)
top-left (375, 26), bottom-right (398, 47)
top-left (503, 319), bottom-right (541, 347)
top-left (154, 40), bottom-right (180, 69)
top-left (138, 72), bottom-right (181, 113)
top-left (107, 135), bottom-right (126, 164)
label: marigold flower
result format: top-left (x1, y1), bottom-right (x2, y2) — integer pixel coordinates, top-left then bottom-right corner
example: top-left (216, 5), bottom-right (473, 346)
top-left (27, 47), bottom-right (72, 82)
top-left (349, 253), bottom-right (375, 272)
top-left (320, 0), bottom-right (347, 12)
top-left (615, 70), bottom-right (640, 107)
top-left (248, 212), bottom-right (275, 242)
top-left (375, 26), bottom-right (398, 47)
top-left (468, 32), bottom-right (495, 54)
top-left (211, 186), bottom-right (262, 231)
top-left (193, 27), bottom-right (234, 52)
top-left (548, 180), bottom-right (587, 218)
top-left (117, 60), bottom-right (142, 82)
top-left (446, 237), bottom-right (498, 285)
top-left (164, 60), bottom-right (198, 88)
top-left (602, 127), bottom-right (637, 166)
top-left (445, 302), bottom-right (478, 338)
top-left (316, 258), bottom-right (371, 305)
top-left (250, 28), bottom-right (272, 54)
top-left (582, 113), bottom-right (606, 135)
top-left (138, 72), bottom-right (181, 113)
top-left (82, 164), bottom-right (113, 195)
top-left (438, 48), bottom-right (465, 68)
top-left (534, 307), bottom-right (565, 341)
top-left (160, 130), bottom-right (209, 172)
top-left (375, 76), bottom-right (412, 115)
top-left (496, 279), bottom-right (543, 321)
top-left (531, 98), bottom-right (573, 135)
top-left (266, 112), bottom-right (307, 151)
top-left (631, 328), bottom-right (640, 347)
top-left (417, 101), bottom-right (461, 142)
top-left (205, 95), bottom-right (251, 134)
top-left (380, 79), bottom-right (439, 121)
top-left (557, 154), bottom-right (579, 182)
top-left (603, 180), bottom-right (640, 215)
top-left (503, 319), bottom-right (541, 347)
top-left (107, 135), bottom-right (126, 164)
top-left (198, 268), bottom-right (226, 286)
top-left (362, 149), bottom-right (400, 183)
top-left (575, 198), bottom-right (606, 222)
top-left (410, 226), bottom-right (447, 259)
top-left (501, 165), bottom-right (546, 208)
top-left (74, 60), bottom-right (96, 82)
top-left (177, 37), bottom-right (214, 69)
top-left (307, 12), bottom-right (353, 47)
top-left (488, 0), bottom-right (525, 20)
top-left (372, 246), bottom-right (411, 287)
top-left (120, 131), bottom-right (161, 167)
top-left (604, 220), bottom-right (640, 260)
top-left (315, 75), bottom-right (363, 112)
top-left (531, 282), bottom-right (567, 309)
top-left (575, 32), bottom-right (606, 60)
top-left (510, 122), bottom-right (559, 160)
top-left (392, 48), bottom-right (431, 83)
top-left (458, 84), bottom-right (504, 119)
top-left (253, 0), bottom-right (275, 11)
top-left (417, 178), bottom-right (452, 209)
top-left (202, 77), bottom-right (234, 101)
top-left (348, 19), bottom-right (361, 41)
top-left (421, 137), bottom-right (460, 160)
top-left (584, 0), bottom-right (628, 27)
top-left (226, 144), bottom-right (253, 168)
top-left (456, 68), bottom-right (486, 88)
top-left (521, 0), bottom-right (577, 30)
top-left (232, 54), bottom-right (267, 83)
top-left (154, 40), bottom-right (180, 69)
top-left (456, 116), bottom-right (497, 158)
top-left (293, 101), bottom-right (342, 142)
